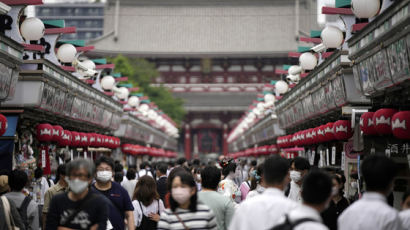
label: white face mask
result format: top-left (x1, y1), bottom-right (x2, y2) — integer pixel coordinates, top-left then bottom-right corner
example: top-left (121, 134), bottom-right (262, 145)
top-left (67, 178), bottom-right (89, 194)
top-left (290, 170), bottom-right (302, 182)
top-left (97, 171), bottom-right (112, 182)
top-left (350, 181), bottom-right (358, 189)
top-left (172, 187), bottom-right (191, 205)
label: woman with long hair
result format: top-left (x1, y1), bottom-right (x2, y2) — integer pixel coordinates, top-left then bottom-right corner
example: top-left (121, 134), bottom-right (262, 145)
top-left (157, 171), bottom-right (217, 230)
top-left (246, 163), bottom-right (265, 199)
top-left (217, 158), bottom-right (241, 204)
top-left (132, 176), bottom-right (165, 230)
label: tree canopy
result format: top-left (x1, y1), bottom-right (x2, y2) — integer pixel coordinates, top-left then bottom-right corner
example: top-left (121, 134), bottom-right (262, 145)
top-left (108, 55), bottom-right (185, 125)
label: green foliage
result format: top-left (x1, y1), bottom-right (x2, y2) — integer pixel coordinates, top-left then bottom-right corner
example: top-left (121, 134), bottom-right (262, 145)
top-left (108, 55), bottom-right (186, 125)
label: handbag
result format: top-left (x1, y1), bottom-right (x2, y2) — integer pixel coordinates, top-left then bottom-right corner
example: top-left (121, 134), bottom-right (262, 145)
top-left (174, 212), bottom-right (189, 230)
top-left (1, 196), bottom-right (20, 230)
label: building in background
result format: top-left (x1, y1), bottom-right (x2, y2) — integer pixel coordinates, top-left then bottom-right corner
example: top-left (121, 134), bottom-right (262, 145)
top-left (36, 2), bottom-right (104, 41)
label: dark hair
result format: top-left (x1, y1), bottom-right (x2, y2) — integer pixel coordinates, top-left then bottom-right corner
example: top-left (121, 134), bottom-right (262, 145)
top-left (250, 163), bottom-right (264, 191)
top-left (168, 161), bottom-right (175, 167)
top-left (201, 166), bottom-right (221, 190)
top-left (332, 174), bottom-right (344, 196)
top-left (263, 155), bottom-right (290, 185)
top-left (192, 159), bottom-right (200, 166)
top-left (157, 163), bottom-right (168, 175)
top-left (34, 168), bottom-right (43, 179)
top-left (133, 176), bottom-right (160, 206)
top-left (126, 168), bottom-right (136, 180)
top-left (95, 156), bottom-right (115, 171)
top-left (220, 159), bottom-right (237, 177)
top-left (291, 157), bottom-right (311, 171)
top-left (55, 164), bottom-right (66, 183)
top-left (302, 170), bottom-right (332, 205)
top-left (177, 157), bottom-right (187, 165)
top-left (402, 190), bottom-right (410, 204)
top-left (66, 158), bottom-right (95, 178)
top-left (114, 171), bottom-right (123, 183)
top-left (9, 170), bottom-right (28, 191)
top-left (167, 167), bottom-right (187, 191)
top-left (170, 171), bottom-right (197, 212)
top-left (114, 163), bottom-right (123, 172)
top-left (362, 155), bottom-right (398, 192)
top-left (251, 160), bottom-right (257, 167)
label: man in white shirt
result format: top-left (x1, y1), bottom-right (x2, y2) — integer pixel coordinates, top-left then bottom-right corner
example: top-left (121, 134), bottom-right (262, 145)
top-left (288, 157), bottom-right (310, 203)
top-left (229, 155), bottom-right (299, 230)
top-left (338, 155), bottom-right (404, 230)
top-left (121, 168), bottom-right (138, 199)
top-left (399, 190), bottom-right (410, 229)
top-left (282, 170), bottom-right (332, 230)
top-left (138, 162), bottom-right (153, 178)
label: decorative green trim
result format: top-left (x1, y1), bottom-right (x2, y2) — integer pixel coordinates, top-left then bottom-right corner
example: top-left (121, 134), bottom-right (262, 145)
top-left (335, 0), bottom-right (351, 8)
top-left (42, 20), bottom-right (65, 28)
top-left (283, 65), bottom-right (291, 70)
top-left (310, 30), bottom-right (322, 38)
top-left (257, 98), bottom-right (264, 101)
top-left (59, 40), bottom-right (85, 47)
top-left (91, 59), bottom-right (107, 65)
top-left (298, 46), bottom-right (312, 53)
top-left (271, 80), bottom-right (277, 85)
top-left (117, 83), bottom-right (133, 88)
top-left (112, 73), bottom-right (122, 77)
top-left (141, 99), bottom-right (150, 104)
top-left (263, 91), bottom-right (272, 95)
top-left (130, 92), bottom-right (143, 96)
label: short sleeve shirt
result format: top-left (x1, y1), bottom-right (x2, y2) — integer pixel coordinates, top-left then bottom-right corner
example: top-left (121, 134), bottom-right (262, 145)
top-left (92, 182), bottom-right (134, 230)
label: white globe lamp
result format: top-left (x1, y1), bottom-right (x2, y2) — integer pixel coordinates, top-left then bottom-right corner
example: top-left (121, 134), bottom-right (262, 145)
top-left (264, 93), bottom-right (275, 104)
top-left (81, 59), bottom-right (96, 70)
top-left (139, 104), bottom-right (149, 113)
top-left (321, 26), bottom-right (344, 48)
top-left (275, 80), bottom-right (289, 94)
top-left (20, 17), bottom-right (45, 41)
top-left (288, 65), bottom-right (302, 75)
top-left (299, 52), bottom-right (317, 70)
top-left (57, 44), bottom-right (77, 63)
top-left (115, 87), bottom-right (129, 100)
top-left (351, 0), bottom-right (380, 18)
top-left (101, 76), bottom-right (115, 90)
top-left (128, 96), bottom-right (140, 107)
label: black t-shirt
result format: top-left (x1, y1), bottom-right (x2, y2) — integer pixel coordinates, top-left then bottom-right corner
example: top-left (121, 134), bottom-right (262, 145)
top-left (46, 191), bottom-right (108, 230)
top-left (322, 197), bottom-right (350, 230)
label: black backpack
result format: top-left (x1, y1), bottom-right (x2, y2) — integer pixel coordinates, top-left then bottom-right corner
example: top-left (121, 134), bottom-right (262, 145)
top-left (270, 215), bottom-right (318, 230)
top-left (17, 196), bottom-right (31, 229)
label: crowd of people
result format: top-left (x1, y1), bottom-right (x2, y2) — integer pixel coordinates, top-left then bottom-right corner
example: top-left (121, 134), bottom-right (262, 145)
top-left (0, 154), bottom-right (409, 230)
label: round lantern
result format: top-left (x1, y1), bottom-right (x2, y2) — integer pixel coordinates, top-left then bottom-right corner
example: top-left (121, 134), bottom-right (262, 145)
top-left (57, 43), bottom-right (77, 63)
top-left (373, 108), bottom-right (398, 135)
top-left (333, 120), bottom-right (353, 140)
top-left (264, 93), bottom-right (275, 105)
top-left (321, 26), bottom-right (344, 49)
top-left (71, 131), bottom-right (81, 147)
top-left (88, 133), bottom-right (96, 147)
top-left (316, 125), bottom-right (326, 143)
top-left (323, 122), bottom-right (335, 142)
top-left (299, 130), bottom-right (307, 146)
top-left (288, 65), bottom-right (302, 75)
top-left (58, 130), bottom-right (72, 146)
top-left (128, 96), bottom-right (140, 107)
top-left (305, 129), bottom-right (313, 145)
top-left (310, 128), bottom-right (317, 144)
top-left (79, 133), bottom-right (89, 147)
top-left (360, 112), bottom-right (377, 135)
top-left (101, 76), bottom-right (115, 90)
top-left (275, 80), bottom-right (289, 94)
top-left (81, 59), bottom-right (96, 70)
top-left (52, 125), bottom-right (64, 142)
top-left (36, 123), bottom-right (53, 142)
top-left (0, 114), bottom-right (7, 136)
top-left (299, 52), bottom-right (317, 70)
top-left (96, 134), bottom-right (103, 147)
top-left (391, 111), bottom-right (410, 140)
top-left (115, 87), bottom-right (129, 100)
top-left (20, 17), bottom-right (45, 41)
top-left (351, 0), bottom-right (380, 19)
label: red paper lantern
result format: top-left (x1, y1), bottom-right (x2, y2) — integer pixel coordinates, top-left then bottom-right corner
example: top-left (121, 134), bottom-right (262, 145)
top-left (88, 133), bottom-right (96, 147)
top-left (324, 122), bottom-right (335, 142)
top-left (0, 114), bottom-right (7, 136)
top-left (71, 131), bottom-right (81, 147)
top-left (299, 131), bottom-right (306, 146)
top-left (95, 134), bottom-right (103, 147)
top-left (316, 125), bottom-right (326, 143)
top-left (392, 111), bottom-right (410, 139)
top-left (310, 128), bottom-right (317, 144)
top-left (373, 109), bottom-right (398, 135)
top-left (305, 129), bottom-right (314, 145)
top-left (360, 112), bottom-right (377, 135)
top-left (37, 123), bottom-right (53, 142)
top-left (333, 120), bottom-right (353, 140)
top-left (58, 130), bottom-right (72, 146)
top-left (52, 125), bottom-right (64, 142)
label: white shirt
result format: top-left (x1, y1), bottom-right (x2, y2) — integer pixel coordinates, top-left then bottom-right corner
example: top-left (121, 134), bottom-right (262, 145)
top-left (399, 209), bottom-right (410, 229)
top-left (121, 179), bottom-right (137, 199)
top-left (229, 187), bottom-right (299, 230)
top-left (138, 169), bottom-right (153, 178)
top-left (287, 204), bottom-right (329, 230)
top-left (246, 185), bottom-right (265, 200)
top-left (288, 181), bottom-right (302, 203)
top-left (132, 199), bottom-right (164, 227)
top-left (218, 177), bottom-right (241, 204)
top-left (338, 192), bottom-right (404, 230)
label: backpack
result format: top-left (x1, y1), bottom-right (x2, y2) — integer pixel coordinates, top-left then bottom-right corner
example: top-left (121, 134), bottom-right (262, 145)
top-left (17, 196), bottom-right (31, 229)
top-left (270, 215), bottom-right (318, 230)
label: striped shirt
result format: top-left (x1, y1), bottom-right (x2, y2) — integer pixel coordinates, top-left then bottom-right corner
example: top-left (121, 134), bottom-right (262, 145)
top-left (158, 204), bottom-right (217, 230)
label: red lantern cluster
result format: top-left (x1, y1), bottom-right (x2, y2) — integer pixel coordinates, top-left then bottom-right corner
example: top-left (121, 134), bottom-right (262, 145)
top-left (36, 124), bottom-right (121, 148)
top-left (121, 144), bottom-right (177, 158)
top-left (228, 145), bottom-right (278, 158)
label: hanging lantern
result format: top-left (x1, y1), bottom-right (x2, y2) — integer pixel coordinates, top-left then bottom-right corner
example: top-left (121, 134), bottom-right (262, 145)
top-left (324, 122), bottom-right (335, 142)
top-left (0, 114), bottom-right (7, 136)
top-left (373, 108), bottom-right (398, 135)
top-left (317, 125), bottom-right (326, 143)
top-left (96, 134), bottom-right (103, 147)
top-left (58, 130), bottom-right (72, 146)
top-left (20, 17), bottom-right (45, 41)
top-left (275, 80), bottom-right (289, 94)
top-left (391, 111), bottom-right (410, 140)
top-left (78, 133), bottom-right (88, 147)
top-left (36, 123), bottom-right (53, 142)
top-left (321, 26), bottom-right (344, 49)
top-left (52, 125), bottom-right (64, 142)
top-left (351, 0), bottom-right (381, 19)
top-left (299, 52), bottom-right (317, 70)
top-left (333, 120), bottom-right (353, 140)
top-left (88, 133), bottom-right (96, 147)
top-left (360, 112), bottom-right (377, 135)
top-left (71, 131), bottom-right (81, 147)
top-left (305, 128), bottom-right (313, 145)
top-left (57, 43), bottom-right (77, 63)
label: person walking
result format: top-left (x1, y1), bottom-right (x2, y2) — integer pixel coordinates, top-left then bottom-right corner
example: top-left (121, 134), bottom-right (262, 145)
top-left (218, 158), bottom-right (241, 204)
top-left (92, 156), bottom-right (135, 230)
top-left (0, 174), bottom-right (26, 230)
top-left (229, 155), bottom-right (299, 230)
top-left (121, 168), bottom-right (138, 199)
top-left (338, 155), bottom-right (404, 230)
top-left (399, 190), bottom-right (410, 229)
top-left (288, 157), bottom-right (311, 203)
top-left (157, 171), bottom-right (217, 230)
top-left (5, 170), bottom-right (39, 230)
top-left (156, 163), bottom-right (168, 202)
top-left (45, 159), bottom-right (108, 230)
top-left (198, 165), bottom-right (236, 230)
top-left (132, 176), bottom-right (165, 230)
top-left (246, 163), bottom-right (266, 200)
